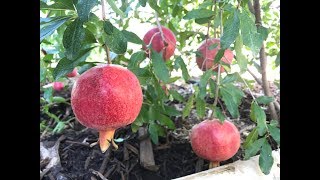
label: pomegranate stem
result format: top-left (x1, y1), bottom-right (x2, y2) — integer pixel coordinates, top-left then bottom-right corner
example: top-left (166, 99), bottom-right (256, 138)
top-left (209, 161), bottom-right (220, 169)
top-left (99, 129), bottom-right (116, 153)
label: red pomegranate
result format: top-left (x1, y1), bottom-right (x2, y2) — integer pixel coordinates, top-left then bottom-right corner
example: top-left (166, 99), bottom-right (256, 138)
top-left (71, 64), bottom-right (143, 152)
top-left (190, 119), bottom-right (240, 167)
top-left (196, 38), bottom-right (234, 72)
top-left (143, 26), bottom-right (176, 61)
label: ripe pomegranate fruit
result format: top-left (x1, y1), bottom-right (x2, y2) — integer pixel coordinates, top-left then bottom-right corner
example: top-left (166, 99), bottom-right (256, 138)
top-left (190, 119), bottom-right (240, 167)
top-left (196, 38), bottom-right (234, 72)
top-left (71, 64), bottom-right (143, 152)
top-left (143, 26), bottom-right (176, 61)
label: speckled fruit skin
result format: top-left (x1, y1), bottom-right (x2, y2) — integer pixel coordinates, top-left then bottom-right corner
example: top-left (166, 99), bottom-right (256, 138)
top-left (71, 64), bottom-right (143, 131)
top-left (143, 26), bottom-right (176, 61)
top-left (53, 82), bottom-right (64, 91)
top-left (67, 68), bottom-right (78, 77)
top-left (196, 38), bottom-right (234, 72)
top-left (190, 119), bottom-right (240, 162)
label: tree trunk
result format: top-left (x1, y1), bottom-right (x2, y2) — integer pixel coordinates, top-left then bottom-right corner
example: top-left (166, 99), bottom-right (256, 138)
top-left (253, 0), bottom-right (279, 121)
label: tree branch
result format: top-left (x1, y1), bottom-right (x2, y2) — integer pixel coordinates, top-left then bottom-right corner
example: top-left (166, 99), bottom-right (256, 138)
top-left (253, 0), bottom-right (279, 121)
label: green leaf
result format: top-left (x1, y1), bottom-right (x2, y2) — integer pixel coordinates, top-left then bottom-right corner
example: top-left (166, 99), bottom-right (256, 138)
top-left (220, 84), bottom-right (244, 118)
top-left (275, 52), bottom-right (280, 67)
top-left (183, 9), bottom-right (214, 20)
top-left (234, 36), bottom-right (247, 73)
top-left (131, 123), bottom-right (140, 133)
top-left (149, 123), bottom-right (159, 144)
top-left (163, 105), bottom-right (180, 117)
top-left (214, 49), bottom-right (225, 63)
top-left (214, 107), bottom-right (225, 122)
top-left (267, 125), bottom-right (280, 145)
top-left (106, 0), bottom-right (126, 19)
top-left (151, 49), bottom-right (170, 83)
top-left (53, 121), bottom-right (66, 134)
top-left (122, 30), bottom-right (143, 44)
top-left (63, 18), bottom-right (85, 60)
top-left (213, 9), bottom-right (221, 28)
top-left (196, 97), bottom-right (206, 119)
top-left (83, 28), bottom-right (97, 44)
top-left (250, 103), bottom-right (267, 136)
top-left (199, 1), bottom-right (214, 8)
top-left (128, 51), bottom-right (146, 69)
top-left (40, 16), bottom-right (71, 42)
top-left (157, 113), bottom-right (175, 129)
top-left (44, 87), bottom-right (53, 103)
top-left (208, 43), bottom-right (219, 50)
top-left (103, 21), bottom-right (114, 35)
top-left (243, 127), bottom-right (259, 149)
top-left (244, 137), bottom-right (266, 160)
top-left (259, 141), bottom-right (274, 175)
top-left (175, 56), bottom-right (190, 82)
top-left (169, 89), bottom-right (184, 102)
top-left (40, 0), bottom-right (75, 10)
top-left (148, 0), bottom-right (161, 15)
top-left (139, 0), bottom-right (147, 7)
top-left (53, 47), bottom-right (95, 80)
top-left (104, 24), bottom-right (128, 54)
top-left (40, 60), bottom-right (46, 82)
top-left (269, 120), bottom-right (279, 127)
top-left (221, 9), bottom-right (240, 49)
top-left (52, 96), bottom-right (66, 103)
top-left (182, 94), bottom-right (194, 119)
top-left (221, 73), bottom-right (238, 84)
top-left (195, 17), bottom-right (212, 24)
top-left (199, 69), bottom-right (213, 99)
top-left (256, 96), bottom-right (274, 105)
top-left (239, 9), bottom-right (264, 54)
top-left (78, 63), bottom-right (94, 74)
top-left (208, 78), bottom-right (216, 98)
top-left (168, 77), bottom-right (181, 83)
top-left (76, 0), bottom-right (99, 22)
top-left (257, 26), bottom-right (269, 41)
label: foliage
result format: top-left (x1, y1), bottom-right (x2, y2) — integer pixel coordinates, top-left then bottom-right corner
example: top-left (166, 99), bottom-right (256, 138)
top-left (40, 0), bottom-right (280, 175)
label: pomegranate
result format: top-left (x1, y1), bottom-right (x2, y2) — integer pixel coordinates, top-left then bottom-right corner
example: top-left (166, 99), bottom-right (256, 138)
top-left (67, 68), bottom-right (78, 77)
top-left (143, 26), bottom-right (176, 61)
top-left (71, 64), bottom-right (143, 152)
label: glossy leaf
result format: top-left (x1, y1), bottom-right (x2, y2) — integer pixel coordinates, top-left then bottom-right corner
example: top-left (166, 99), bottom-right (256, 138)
top-left (63, 19), bottom-right (85, 60)
top-left (76, 0), bottom-right (99, 22)
top-left (40, 16), bottom-right (71, 42)
top-left (221, 8), bottom-right (240, 49)
top-left (151, 49), bottom-right (170, 83)
top-left (183, 9), bottom-right (214, 20)
top-left (259, 141), bottom-right (274, 174)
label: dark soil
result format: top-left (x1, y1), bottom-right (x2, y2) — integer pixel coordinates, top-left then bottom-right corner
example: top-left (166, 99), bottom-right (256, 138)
top-left (40, 81), bottom-right (279, 180)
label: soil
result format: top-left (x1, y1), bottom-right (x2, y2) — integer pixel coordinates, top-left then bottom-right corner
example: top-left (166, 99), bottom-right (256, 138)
top-left (40, 79), bottom-right (280, 180)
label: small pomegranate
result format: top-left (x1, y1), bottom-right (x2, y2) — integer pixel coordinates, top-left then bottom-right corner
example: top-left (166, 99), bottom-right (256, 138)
top-left (143, 26), bottom-right (176, 61)
top-left (53, 82), bottom-right (64, 91)
top-left (196, 38), bottom-right (234, 72)
top-left (190, 119), bottom-right (240, 168)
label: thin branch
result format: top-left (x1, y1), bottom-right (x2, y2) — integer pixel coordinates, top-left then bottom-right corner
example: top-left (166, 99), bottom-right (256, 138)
top-left (238, 73), bottom-right (256, 101)
top-left (101, 0), bottom-right (106, 20)
top-left (248, 68), bottom-right (262, 85)
top-left (248, 67), bottom-right (280, 112)
top-left (103, 45), bottom-right (112, 64)
top-left (154, 11), bottom-right (166, 44)
top-left (253, 0), bottom-right (278, 121)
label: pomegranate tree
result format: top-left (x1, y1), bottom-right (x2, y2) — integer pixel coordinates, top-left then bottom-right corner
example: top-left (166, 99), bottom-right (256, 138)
top-left (71, 64), bottom-right (143, 152)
